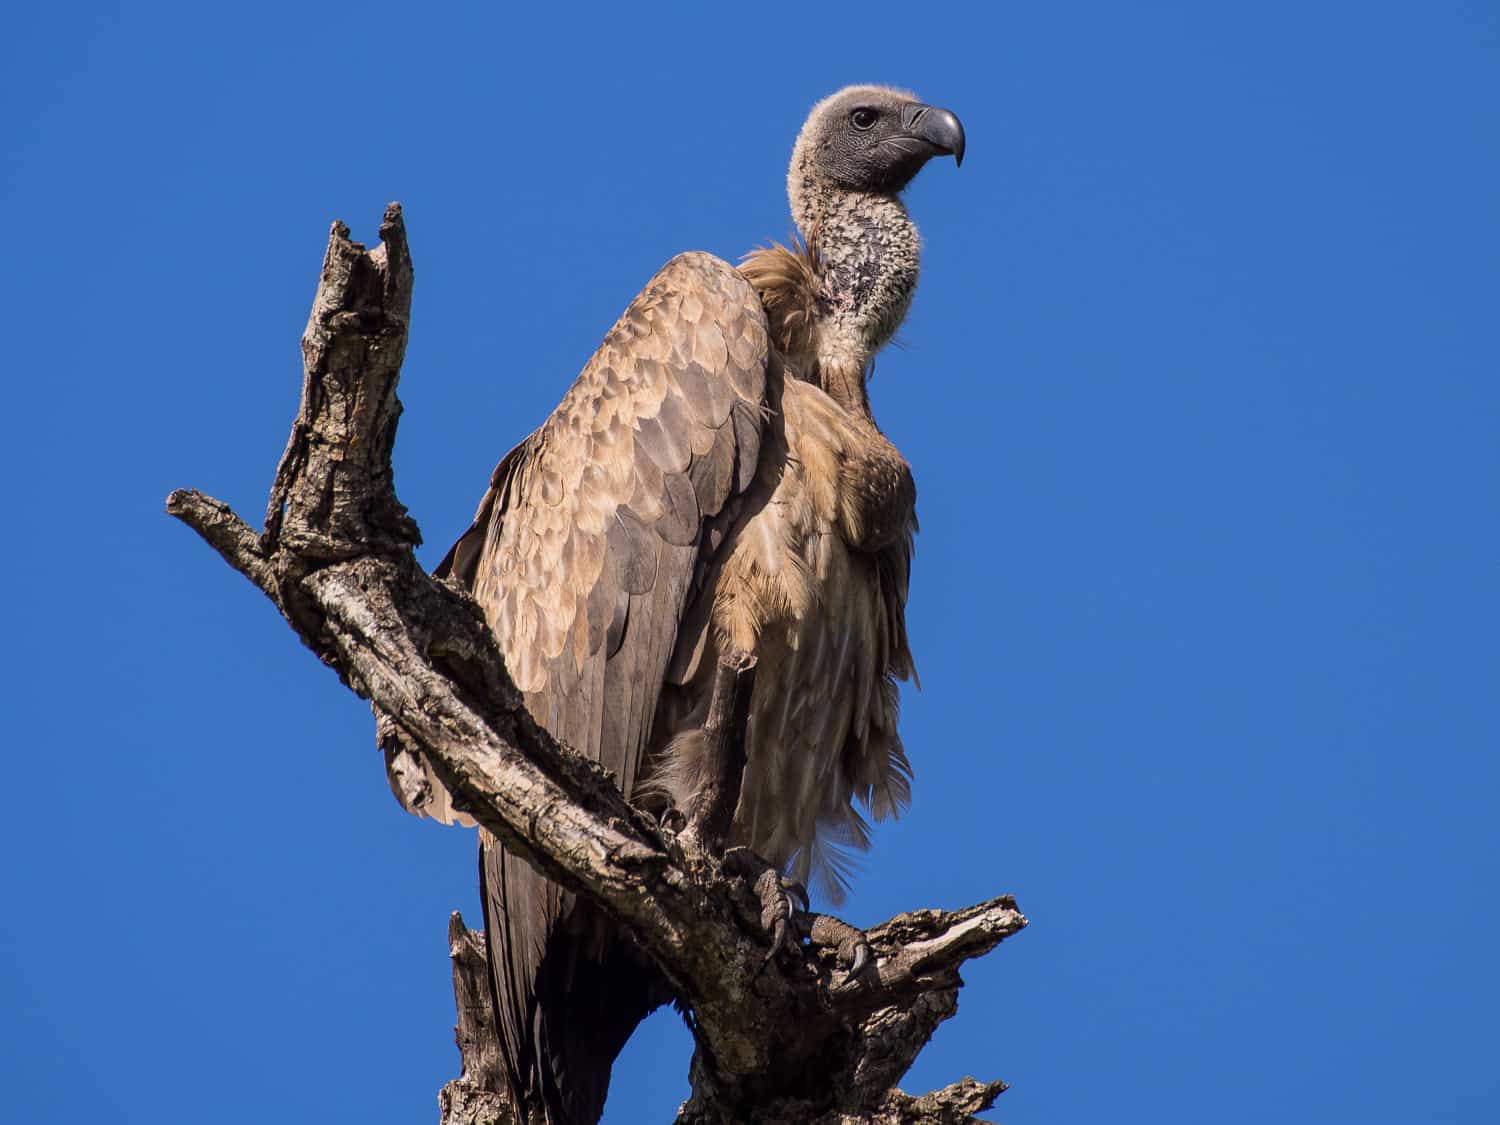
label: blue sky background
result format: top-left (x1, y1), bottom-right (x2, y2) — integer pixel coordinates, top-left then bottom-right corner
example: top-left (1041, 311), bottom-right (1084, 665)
top-left (3, 2), bottom-right (1497, 1122)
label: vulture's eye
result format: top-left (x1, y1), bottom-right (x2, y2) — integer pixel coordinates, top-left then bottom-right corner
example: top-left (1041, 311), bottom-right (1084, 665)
top-left (850, 108), bottom-right (878, 131)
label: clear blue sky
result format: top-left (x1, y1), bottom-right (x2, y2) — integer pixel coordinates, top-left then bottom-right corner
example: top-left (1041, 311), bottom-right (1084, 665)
top-left (3, 3), bottom-right (1496, 1122)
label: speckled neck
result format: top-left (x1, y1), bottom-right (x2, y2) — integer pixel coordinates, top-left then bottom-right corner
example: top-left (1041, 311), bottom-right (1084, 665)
top-left (789, 156), bottom-right (921, 417)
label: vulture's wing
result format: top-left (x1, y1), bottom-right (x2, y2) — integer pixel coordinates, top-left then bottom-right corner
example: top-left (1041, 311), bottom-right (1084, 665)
top-left (437, 251), bottom-right (767, 778)
top-left (433, 252), bottom-right (769, 1120)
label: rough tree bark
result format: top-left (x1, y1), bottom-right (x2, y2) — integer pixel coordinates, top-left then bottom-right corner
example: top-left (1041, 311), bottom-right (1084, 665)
top-left (168, 206), bottom-right (1027, 1125)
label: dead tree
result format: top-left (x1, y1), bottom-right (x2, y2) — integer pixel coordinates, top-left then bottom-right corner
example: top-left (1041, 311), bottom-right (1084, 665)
top-left (167, 205), bottom-right (1027, 1125)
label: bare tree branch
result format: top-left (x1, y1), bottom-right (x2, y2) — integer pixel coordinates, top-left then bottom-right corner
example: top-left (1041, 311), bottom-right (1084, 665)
top-left (168, 205), bottom-right (1027, 1124)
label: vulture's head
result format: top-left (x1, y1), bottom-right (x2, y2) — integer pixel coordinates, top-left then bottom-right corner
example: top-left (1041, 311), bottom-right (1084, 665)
top-left (789, 85), bottom-right (965, 212)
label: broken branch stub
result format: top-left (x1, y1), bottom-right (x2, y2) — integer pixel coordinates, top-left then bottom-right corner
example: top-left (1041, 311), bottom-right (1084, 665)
top-left (265, 206), bottom-right (420, 559)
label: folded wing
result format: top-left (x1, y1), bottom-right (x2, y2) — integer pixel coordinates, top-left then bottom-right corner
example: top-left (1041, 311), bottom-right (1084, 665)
top-left (434, 251), bottom-right (769, 1123)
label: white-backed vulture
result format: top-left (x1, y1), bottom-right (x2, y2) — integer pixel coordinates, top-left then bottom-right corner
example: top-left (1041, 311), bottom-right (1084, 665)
top-left (432, 85), bottom-right (965, 1125)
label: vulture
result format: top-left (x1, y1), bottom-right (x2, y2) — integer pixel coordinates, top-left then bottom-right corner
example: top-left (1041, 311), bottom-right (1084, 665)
top-left (430, 85), bottom-right (965, 1125)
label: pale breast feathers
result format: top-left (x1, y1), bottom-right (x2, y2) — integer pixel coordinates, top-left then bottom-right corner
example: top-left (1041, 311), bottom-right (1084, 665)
top-left (645, 370), bottom-right (918, 901)
top-left (726, 378), bottom-right (917, 899)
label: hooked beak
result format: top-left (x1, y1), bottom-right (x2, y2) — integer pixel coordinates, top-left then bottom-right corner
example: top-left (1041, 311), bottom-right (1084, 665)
top-left (901, 103), bottom-right (965, 167)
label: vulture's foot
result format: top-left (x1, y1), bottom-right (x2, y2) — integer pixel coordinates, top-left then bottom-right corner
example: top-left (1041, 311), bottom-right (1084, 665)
top-left (658, 806), bottom-right (687, 835)
top-left (724, 846), bottom-right (806, 964)
top-left (805, 912), bottom-right (875, 991)
top-left (721, 848), bottom-right (875, 989)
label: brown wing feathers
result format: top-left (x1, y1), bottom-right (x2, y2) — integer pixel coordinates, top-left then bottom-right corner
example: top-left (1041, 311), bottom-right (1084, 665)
top-left (435, 252), bottom-right (769, 1124)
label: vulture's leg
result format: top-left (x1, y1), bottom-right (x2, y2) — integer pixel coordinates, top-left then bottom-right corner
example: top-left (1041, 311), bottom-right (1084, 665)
top-left (678, 652), bottom-right (873, 983)
top-left (680, 650), bottom-right (757, 854)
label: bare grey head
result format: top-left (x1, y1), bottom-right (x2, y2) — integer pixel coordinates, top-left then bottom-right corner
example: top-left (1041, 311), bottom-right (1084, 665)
top-left (772, 86), bottom-right (964, 385)
top-left (788, 84), bottom-right (964, 235)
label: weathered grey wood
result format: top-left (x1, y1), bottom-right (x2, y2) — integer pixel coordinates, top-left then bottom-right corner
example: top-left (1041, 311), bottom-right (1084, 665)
top-left (167, 206), bottom-right (1027, 1124)
top-left (439, 913), bottom-right (518, 1125)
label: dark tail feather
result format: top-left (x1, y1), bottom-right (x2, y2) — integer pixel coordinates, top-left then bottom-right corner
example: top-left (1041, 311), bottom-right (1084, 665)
top-left (480, 832), bottom-right (668, 1125)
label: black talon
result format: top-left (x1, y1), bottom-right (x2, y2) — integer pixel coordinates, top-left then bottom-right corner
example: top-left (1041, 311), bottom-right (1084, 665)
top-left (849, 942), bottom-right (871, 978)
top-left (786, 880), bottom-right (811, 915)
